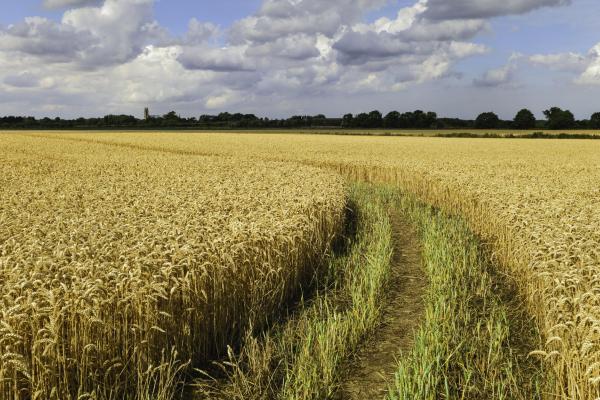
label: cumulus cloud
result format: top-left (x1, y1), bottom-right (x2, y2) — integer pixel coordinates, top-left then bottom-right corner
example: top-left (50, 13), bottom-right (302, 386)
top-left (396, 19), bottom-right (489, 42)
top-left (0, 0), bottom-right (504, 115)
top-left (424, 0), bottom-right (571, 20)
top-left (333, 17), bottom-right (487, 65)
top-left (184, 19), bottom-right (219, 45)
top-left (331, 0), bottom-right (487, 83)
top-left (333, 31), bottom-right (426, 64)
top-left (474, 65), bottom-right (515, 87)
top-left (43, 0), bottom-right (102, 9)
top-left (205, 90), bottom-right (240, 109)
top-left (245, 34), bottom-right (320, 60)
top-left (229, 0), bottom-right (387, 44)
top-left (3, 72), bottom-right (41, 88)
top-left (178, 47), bottom-right (255, 72)
top-left (0, 17), bottom-right (96, 62)
top-left (525, 44), bottom-right (600, 85)
top-left (0, 0), bottom-right (166, 68)
top-left (62, 0), bottom-right (169, 67)
top-left (172, 0), bottom-right (491, 104)
top-left (529, 52), bottom-right (589, 72)
top-left (473, 53), bottom-right (525, 87)
top-left (576, 44), bottom-right (600, 85)
top-left (0, 0), bottom-right (585, 117)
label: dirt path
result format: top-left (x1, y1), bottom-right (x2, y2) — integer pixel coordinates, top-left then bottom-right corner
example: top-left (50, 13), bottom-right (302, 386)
top-left (335, 211), bottom-right (426, 400)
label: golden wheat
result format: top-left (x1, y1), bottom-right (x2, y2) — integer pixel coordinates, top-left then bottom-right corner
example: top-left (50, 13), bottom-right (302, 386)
top-left (0, 133), bottom-right (346, 400)
top-left (21, 131), bottom-right (600, 399)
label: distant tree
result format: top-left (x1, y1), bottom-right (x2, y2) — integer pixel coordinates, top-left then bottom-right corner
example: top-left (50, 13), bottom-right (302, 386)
top-left (342, 113), bottom-right (354, 128)
top-left (590, 112), bottom-right (600, 129)
top-left (396, 112), bottom-right (409, 128)
top-left (543, 107), bottom-right (575, 130)
top-left (412, 110), bottom-right (426, 128)
top-left (354, 113), bottom-right (369, 128)
top-left (475, 112), bottom-right (500, 129)
top-left (413, 110), bottom-right (437, 128)
top-left (383, 111), bottom-right (401, 128)
top-left (396, 110), bottom-right (438, 129)
top-left (216, 112), bottom-right (232, 122)
top-left (436, 118), bottom-right (474, 129)
top-left (513, 109), bottom-right (536, 130)
top-left (425, 112), bottom-right (438, 128)
top-left (367, 110), bottom-right (383, 128)
top-left (163, 111), bottom-right (180, 120)
top-left (104, 114), bottom-right (137, 126)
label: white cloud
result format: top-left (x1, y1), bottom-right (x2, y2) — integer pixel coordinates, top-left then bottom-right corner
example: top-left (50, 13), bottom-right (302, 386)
top-left (185, 19), bottom-right (219, 45)
top-left (0, 0), bottom-right (587, 117)
top-left (330, 1), bottom-right (488, 88)
top-left (373, 0), bottom-right (427, 34)
top-left (245, 34), bottom-right (320, 60)
top-left (43, 0), bottom-right (101, 9)
top-left (229, 0), bottom-right (387, 44)
top-left (526, 44), bottom-right (600, 85)
top-left (529, 52), bottom-right (589, 72)
top-left (205, 90), bottom-right (240, 109)
top-left (0, 0), bottom-right (498, 116)
top-left (423, 0), bottom-right (572, 20)
top-left (576, 44), bottom-right (600, 85)
top-left (178, 46), bottom-right (255, 72)
top-left (0, 17), bottom-right (96, 62)
top-left (3, 72), bottom-right (40, 88)
top-left (0, 0), bottom-right (166, 68)
top-left (175, 0), bottom-right (492, 100)
top-left (472, 53), bottom-right (525, 87)
top-left (62, 0), bottom-right (168, 67)
top-left (474, 64), bottom-right (515, 87)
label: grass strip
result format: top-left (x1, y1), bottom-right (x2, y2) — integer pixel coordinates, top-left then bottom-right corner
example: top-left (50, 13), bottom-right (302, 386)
top-left (386, 194), bottom-right (544, 400)
top-left (194, 183), bottom-right (544, 400)
top-left (193, 183), bottom-right (397, 400)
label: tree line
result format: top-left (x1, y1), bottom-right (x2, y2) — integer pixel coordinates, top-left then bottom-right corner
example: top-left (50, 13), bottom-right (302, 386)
top-left (1, 107), bottom-right (599, 130)
top-left (342, 108), bottom-right (599, 130)
top-left (0, 112), bottom-right (339, 130)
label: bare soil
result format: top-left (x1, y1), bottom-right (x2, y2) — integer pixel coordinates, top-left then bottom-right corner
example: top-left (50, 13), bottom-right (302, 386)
top-left (335, 211), bottom-right (426, 400)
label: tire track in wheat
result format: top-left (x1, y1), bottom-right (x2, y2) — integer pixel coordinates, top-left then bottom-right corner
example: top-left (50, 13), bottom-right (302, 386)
top-left (335, 210), bottom-right (426, 400)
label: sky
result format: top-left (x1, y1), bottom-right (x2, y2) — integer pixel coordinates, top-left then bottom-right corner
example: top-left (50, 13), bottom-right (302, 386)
top-left (0, 0), bottom-right (599, 119)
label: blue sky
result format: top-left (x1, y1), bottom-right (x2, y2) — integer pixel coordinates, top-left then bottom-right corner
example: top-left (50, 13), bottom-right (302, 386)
top-left (154, 1), bottom-right (263, 34)
top-left (0, 1), bottom-right (264, 32)
top-left (0, 0), bottom-right (599, 119)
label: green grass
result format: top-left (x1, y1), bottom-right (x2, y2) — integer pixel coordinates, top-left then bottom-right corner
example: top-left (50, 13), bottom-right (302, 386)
top-left (386, 194), bottom-right (544, 400)
top-left (193, 183), bottom-right (544, 400)
top-left (193, 183), bottom-right (397, 399)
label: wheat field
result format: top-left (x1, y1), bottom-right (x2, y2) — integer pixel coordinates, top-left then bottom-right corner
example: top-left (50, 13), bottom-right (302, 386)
top-left (0, 133), bottom-right (346, 399)
top-left (2, 131), bottom-right (600, 398)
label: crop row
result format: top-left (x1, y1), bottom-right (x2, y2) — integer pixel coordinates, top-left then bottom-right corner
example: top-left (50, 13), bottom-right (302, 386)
top-left (0, 134), bottom-right (346, 399)
top-left (28, 131), bottom-right (600, 399)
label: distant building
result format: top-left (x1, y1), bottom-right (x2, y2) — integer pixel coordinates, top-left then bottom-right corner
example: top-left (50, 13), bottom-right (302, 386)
top-left (144, 107), bottom-right (149, 120)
